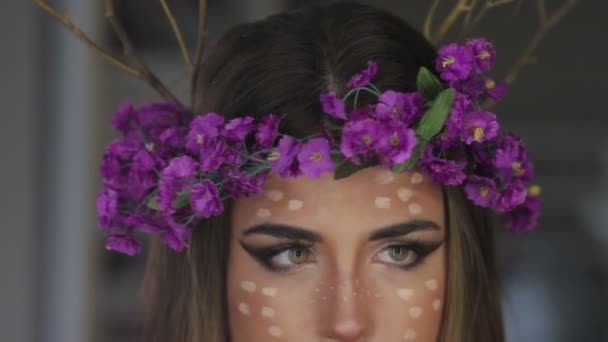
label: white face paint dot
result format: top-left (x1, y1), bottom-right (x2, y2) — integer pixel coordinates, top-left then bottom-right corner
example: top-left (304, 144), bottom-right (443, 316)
top-left (433, 299), bottom-right (442, 311)
top-left (409, 306), bottom-right (423, 319)
top-left (257, 208), bottom-right (272, 218)
top-left (410, 172), bottom-right (424, 184)
top-left (261, 307), bottom-right (276, 318)
top-left (240, 281), bottom-right (256, 293)
top-left (404, 329), bottom-right (417, 341)
top-left (425, 279), bottom-right (438, 291)
top-left (266, 190), bottom-right (284, 202)
top-left (238, 302), bottom-right (251, 316)
top-left (288, 199), bottom-right (304, 211)
top-left (262, 287), bottom-right (278, 297)
top-left (396, 288), bottom-right (415, 301)
top-left (374, 196), bottom-right (392, 209)
top-left (397, 187), bottom-right (413, 202)
top-left (375, 169), bottom-right (395, 185)
top-left (409, 203), bottom-right (422, 215)
top-left (268, 325), bottom-right (284, 338)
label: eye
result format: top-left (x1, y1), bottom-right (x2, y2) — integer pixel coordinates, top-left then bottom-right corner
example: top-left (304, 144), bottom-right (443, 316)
top-left (375, 245), bottom-right (419, 267)
top-left (271, 246), bottom-right (313, 268)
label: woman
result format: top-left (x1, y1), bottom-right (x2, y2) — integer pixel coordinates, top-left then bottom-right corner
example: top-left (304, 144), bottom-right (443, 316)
top-left (140, 2), bottom-right (514, 341)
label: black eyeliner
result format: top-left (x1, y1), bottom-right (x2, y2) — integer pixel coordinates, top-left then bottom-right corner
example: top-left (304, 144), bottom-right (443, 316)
top-left (239, 240), bottom-right (313, 272)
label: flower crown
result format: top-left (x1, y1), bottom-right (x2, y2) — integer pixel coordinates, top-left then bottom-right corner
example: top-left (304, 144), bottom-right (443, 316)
top-left (97, 38), bottom-right (542, 256)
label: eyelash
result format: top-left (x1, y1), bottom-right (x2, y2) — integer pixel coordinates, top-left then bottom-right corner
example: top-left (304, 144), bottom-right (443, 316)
top-left (241, 240), bottom-right (440, 274)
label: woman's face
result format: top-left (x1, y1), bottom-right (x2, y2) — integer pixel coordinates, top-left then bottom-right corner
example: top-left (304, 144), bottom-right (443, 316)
top-left (228, 167), bottom-right (446, 341)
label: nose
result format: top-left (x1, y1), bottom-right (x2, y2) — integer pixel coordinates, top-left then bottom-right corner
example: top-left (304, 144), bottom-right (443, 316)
top-left (320, 277), bottom-right (371, 341)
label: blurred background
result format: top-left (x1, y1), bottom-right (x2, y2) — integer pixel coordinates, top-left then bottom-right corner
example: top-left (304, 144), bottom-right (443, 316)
top-left (1, 0), bottom-right (606, 341)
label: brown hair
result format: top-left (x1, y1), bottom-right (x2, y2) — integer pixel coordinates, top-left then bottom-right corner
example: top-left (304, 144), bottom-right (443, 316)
top-left (142, 2), bottom-right (505, 341)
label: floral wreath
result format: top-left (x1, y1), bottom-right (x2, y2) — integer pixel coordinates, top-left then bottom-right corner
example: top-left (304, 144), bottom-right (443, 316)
top-left (33, 1), bottom-right (547, 256)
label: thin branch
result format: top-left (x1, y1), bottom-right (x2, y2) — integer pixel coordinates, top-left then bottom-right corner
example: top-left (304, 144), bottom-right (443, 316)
top-left (432, 0), bottom-right (474, 44)
top-left (459, 0), bottom-right (516, 39)
top-left (423, 0), bottom-right (442, 41)
top-left (537, 0), bottom-right (548, 24)
top-left (103, 0), bottom-right (179, 102)
top-left (160, 0), bottom-right (193, 73)
top-left (193, 0), bottom-right (208, 79)
top-left (32, 0), bottom-right (139, 77)
top-left (503, 0), bottom-right (577, 86)
top-left (461, 0), bottom-right (480, 30)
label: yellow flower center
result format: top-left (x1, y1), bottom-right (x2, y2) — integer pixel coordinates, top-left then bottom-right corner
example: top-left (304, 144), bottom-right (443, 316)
top-left (390, 134), bottom-right (400, 146)
top-left (145, 142), bottom-right (155, 152)
top-left (196, 134), bottom-right (204, 144)
top-left (392, 107), bottom-right (402, 114)
top-left (362, 135), bottom-right (372, 145)
top-left (485, 78), bottom-right (496, 89)
top-left (267, 151), bottom-right (281, 161)
top-left (478, 50), bottom-right (490, 60)
top-left (480, 186), bottom-right (490, 197)
top-left (310, 152), bottom-right (322, 162)
top-left (511, 162), bottom-right (524, 176)
top-left (528, 185), bottom-right (542, 196)
top-left (473, 127), bottom-right (484, 141)
top-left (442, 56), bottom-right (455, 68)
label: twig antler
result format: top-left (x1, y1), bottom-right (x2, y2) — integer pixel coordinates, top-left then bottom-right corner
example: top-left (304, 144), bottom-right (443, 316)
top-left (160, 0), bottom-right (193, 73)
top-left (192, 0), bottom-right (208, 85)
top-left (33, 0), bottom-right (180, 103)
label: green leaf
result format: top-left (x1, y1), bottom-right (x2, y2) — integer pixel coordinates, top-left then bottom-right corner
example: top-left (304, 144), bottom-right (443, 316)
top-left (392, 139), bottom-right (428, 174)
top-left (146, 196), bottom-right (161, 211)
top-left (334, 160), bottom-right (371, 180)
top-left (416, 88), bottom-right (455, 141)
top-left (416, 67), bottom-right (444, 100)
top-left (173, 192), bottom-right (191, 209)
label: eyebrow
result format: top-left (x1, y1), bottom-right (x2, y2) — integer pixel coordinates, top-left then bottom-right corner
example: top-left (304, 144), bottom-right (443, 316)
top-left (242, 219), bottom-right (440, 242)
top-left (368, 220), bottom-right (441, 241)
top-left (243, 224), bottom-right (323, 242)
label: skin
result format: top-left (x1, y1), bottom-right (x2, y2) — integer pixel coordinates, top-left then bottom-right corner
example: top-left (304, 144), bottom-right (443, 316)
top-left (228, 167), bottom-right (446, 341)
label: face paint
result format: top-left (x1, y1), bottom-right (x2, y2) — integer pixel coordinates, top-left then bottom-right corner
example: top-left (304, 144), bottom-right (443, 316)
top-left (410, 172), bottom-right (424, 184)
top-left (433, 299), bottom-right (441, 311)
top-left (397, 288), bottom-right (415, 301)
top-left (238, 302), bottom-right (251, 316)
top-left (266, 190), bottom-right (284, 202)
top-left (404, 329), bottom-right (417, 341)
top-left (425, 279), bottom-right (438, 291)
top-left (409, 203), bottom-right (422, 215)
top-left (375, 169), bottom-right (395, 185)
top-left (262, 287), bottom-right (278, 297)
top-left (374, 196), bottom-right (392, 209)
top-left (240, 281), bottom-right (256, 293)
top-left (409, 306), bottom-right (423, 319)
top-left (228, 168), bottom-right (446, 342)
top-left (287, 199), bottom-right (303, 211)
top-left (257, 208), bottom-right (272, 218)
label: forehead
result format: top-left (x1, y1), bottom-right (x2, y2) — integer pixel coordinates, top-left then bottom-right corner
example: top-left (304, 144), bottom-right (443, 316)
top-left (231, 167), bottom-right (445, 237)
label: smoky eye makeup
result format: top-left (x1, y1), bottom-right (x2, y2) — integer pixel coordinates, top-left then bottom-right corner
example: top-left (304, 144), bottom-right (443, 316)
top-left (239, 240), bottom-right (318, 274)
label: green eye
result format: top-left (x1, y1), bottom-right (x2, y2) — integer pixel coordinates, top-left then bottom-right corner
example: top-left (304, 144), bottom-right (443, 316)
top-left (388, 246), bottom-right (412, 262)
top-left (288, 247), bottom-right (310, 264)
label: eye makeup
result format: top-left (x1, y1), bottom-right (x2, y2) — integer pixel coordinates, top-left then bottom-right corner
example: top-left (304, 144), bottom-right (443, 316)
top-left (239, 241), bottom-right (317, 273)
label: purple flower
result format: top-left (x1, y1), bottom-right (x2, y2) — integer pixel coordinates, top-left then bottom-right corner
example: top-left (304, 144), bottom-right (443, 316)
top-left (494, 133), bottom-right (534, 181)
top-left (483, 77), bottom-right (508, 101)
top-left (190, 180), bottom-right (224, 218)
top-left (347, 61), bottom-right (378, 89)
top-left (111, 101), bottom-right (137, 137)
top-left (157, 156), bottom-right (198, 211)
top-left (255, 113), bottom-right (281, 149)
top-left (223, 170), bottom-right (266, 198)
top-left (186, 113), bottom-right (225, 153)
top-left (105, 233), bottom-right (142, 256)
top-left (464, 175), bottom-right (497, 207)
top-left (268, 136), bottom-right (302, 178)
top-left (461, 111), bottom-right (499, 144)
top-left (97, 188), bottom-right (120, 229)
top-left (350, 106), bottom-right (375, 121)
top-left (466, 38), bottom-right (496, 73)
top-left (435, 43), bottom-right (474, 82)
top-left (297, 138), bottom-right (335, 179)
top-left (437, 93), bottom-right (471, 150)
top-left (223, 116), bottom-right (255, 141)
top-left (375, 91), bottom-right (425, 126)
top-left (125, 212), bottom-right (164, 234)
top-left (320, 92), bottom-right (347, 120)
top-left (159, 127), bottom-right (186, 151)
top-left (340, 118), bottom-right (381, 164)
top-left (494, 180), bottom-right (527, 213)
top-left (101, 139), bottom-right (140, 191)
top-left (506, 184), bottom-right (542, 232)
top-left (161, 215), bottom-right (192, 252)
top-left (198, 141), bottom-right (229, 172)
top-left (137, 102), bottom-right (187, 141)
top-left (419, 145), bottom-right (467, 186)
top-left (377, 121), bottom-right (417, 167)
